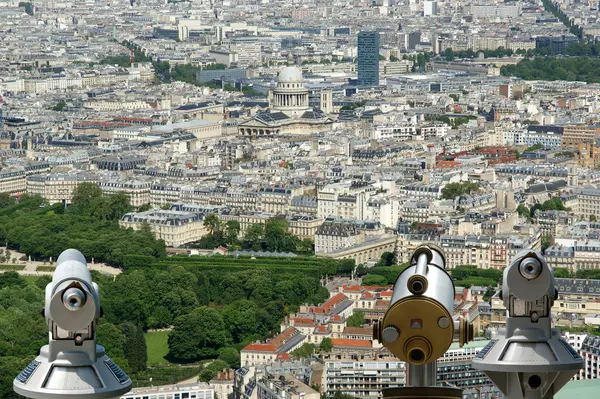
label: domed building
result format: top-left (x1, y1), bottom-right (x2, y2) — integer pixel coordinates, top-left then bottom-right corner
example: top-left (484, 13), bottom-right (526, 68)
top-left (238, 66), bottom-right (333, 137)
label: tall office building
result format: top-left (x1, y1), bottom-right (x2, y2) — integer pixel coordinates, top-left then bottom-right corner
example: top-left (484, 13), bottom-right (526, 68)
top-left (358, 31), bottom-right (380, 86)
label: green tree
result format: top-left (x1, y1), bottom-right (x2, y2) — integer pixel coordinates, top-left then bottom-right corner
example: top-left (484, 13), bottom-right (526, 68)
top-left (291, 343), bottom-right (316, 358)
top-left (377, 252), bottom-right (395, 266)
top-left (362, 274), bottom-right (388, 286)
top-left (70, 182), bottom-right (103, 216)
top-left (0, 193), bottom-right (13, 209)
top-left (264, 219), bottom-right (299, 252)
top-left (242, 223), bottom-right (264, 250)
top-left (96, 322), bottom-right (129, 370)
top-left (52, 101), bottom-right (66, 111)
top-left (0, 271), bottom-right (25, 290)
top-left (346, 311), bottom-right (365, 328)
top-left (168, 307), bottom-right (231, 361)
top-left (517, 204), bottom-right (530, 219)
top-left (199, 359), bottom-right (230, 382)
top-left (137, 203), bottom-right (152, 212)
top-left (218, 347), bottom-right (241, 368)
top-left (530, 203), bottom-right (543, 218)
top-left (541, 234), bottom-right (553, 253)
top-left (225, 220), bottom-right (241, 244)
top-left (542, 198), bottom-right (566, 211)
top-left (320, 337), bottom-right (333, 352)
top-left (440, 182), bottom-right (480, 200)
top-left (222, 300), bottom-right (259, 343)
top-left (204, 214), bottom-right (221, 236)
top-left (553, 268), bottom-right (570, 278)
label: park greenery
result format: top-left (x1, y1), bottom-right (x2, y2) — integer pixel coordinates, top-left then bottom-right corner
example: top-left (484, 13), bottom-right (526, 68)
top-left (51, 101), bottom-right (67, 112)
top-left (440, 182), bottom-right (480, 200)
top-left (541, 0), bottom-right (579, 36)
top-left (194, 214), bottom-right (314, 254)
top-left (501, 57), bottom-right (600, 84)
top-left (0, 187), bottom-right (165, 266)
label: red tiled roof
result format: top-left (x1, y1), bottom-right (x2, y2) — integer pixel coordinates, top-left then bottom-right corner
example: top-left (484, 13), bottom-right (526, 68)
top-left (331, 338), bottom-right (372, 348)
top-left (437, 161), bottom-right (459, 169)
top-left (242, 343), bottom-right (278, 353)
top-left (375, 300), bottom-right (391, 308)
top-left (276, 353), bottom-right (292, 361)
top-left (330, 315), bottom-right (342, 322)
top-left (314, 325), bottom-right (328, 333)
top-left (271, 327), bottom-right (300, 347)
top-left (342, 285), bottom-right (362, 292)
top-left (380, 291), bottom-right (393, 297)
top-left (343, 327), bottom-right (372, 336)
top-left (242, 327), bottom-right (300, 353)
top-left (323, 293), bottom-right (348, 313)
top-left (293, 317), bottom-right (316, 326)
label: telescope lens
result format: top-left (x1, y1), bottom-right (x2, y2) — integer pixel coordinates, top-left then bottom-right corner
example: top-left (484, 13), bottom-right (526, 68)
top-left (63, 288), bottom-right (86, 311)
top-left (528, 375), bottom-right (542, 389)
top-left (409, 349), bottom-right (425, 363)
top-left (412, 281), bottom-right (423, 293)
top-left (519, 258), bottom-right (542, 280)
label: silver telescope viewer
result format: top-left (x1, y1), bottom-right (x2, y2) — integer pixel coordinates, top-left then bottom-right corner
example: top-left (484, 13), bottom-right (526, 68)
top-left (13, 249), bottom-right (132, 399)
top-left (472, 250), bottom-right (583, 399)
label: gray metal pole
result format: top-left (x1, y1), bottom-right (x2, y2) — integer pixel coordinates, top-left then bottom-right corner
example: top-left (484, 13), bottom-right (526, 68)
top-left (407, 361), bottom-right (437, 387)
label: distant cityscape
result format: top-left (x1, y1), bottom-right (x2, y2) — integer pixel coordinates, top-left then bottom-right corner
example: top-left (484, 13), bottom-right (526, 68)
top-left (3, 0), bottom-right (600, 397)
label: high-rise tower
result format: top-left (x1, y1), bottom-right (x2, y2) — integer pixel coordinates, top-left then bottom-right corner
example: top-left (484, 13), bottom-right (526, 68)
top-left (357, 31), bottom-right (380, 86)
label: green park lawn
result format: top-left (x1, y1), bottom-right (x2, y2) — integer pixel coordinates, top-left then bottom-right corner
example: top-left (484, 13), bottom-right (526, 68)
top-left (145, 330), bottom-right (170, 366)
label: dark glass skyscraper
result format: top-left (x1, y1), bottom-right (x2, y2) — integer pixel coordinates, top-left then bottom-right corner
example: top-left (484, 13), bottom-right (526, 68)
top-left (357, 31), bottom-right (380, 86)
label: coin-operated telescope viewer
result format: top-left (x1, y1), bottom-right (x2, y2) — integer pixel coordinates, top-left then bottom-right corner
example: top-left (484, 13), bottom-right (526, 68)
top-left (472, 250), bottom-right (583, 399)
top-left (373, 244), bottom-right (474, 399)
top-left (14, 249), bottom-right (132, 399)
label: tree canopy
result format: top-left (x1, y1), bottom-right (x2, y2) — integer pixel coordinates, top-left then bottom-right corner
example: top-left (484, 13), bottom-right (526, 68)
top-left (440, 182), bottom-right (480, 200)
top-left (501, 57), bottom-right (600, 83)
top-left (0, 194), bottom-right (165, 266)
top-left (346, 312), bottom-right (365, 328)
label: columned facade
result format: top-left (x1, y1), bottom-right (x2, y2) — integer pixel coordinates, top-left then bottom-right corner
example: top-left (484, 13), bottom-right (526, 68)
top-left (271, 67), bottom-right (310, 118)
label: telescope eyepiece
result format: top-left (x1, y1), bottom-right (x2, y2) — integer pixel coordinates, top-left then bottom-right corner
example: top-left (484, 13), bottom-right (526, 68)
top-left (519, 257), bottom-right (542, 280)
top-left (62, 287), bottom-right (86, 311)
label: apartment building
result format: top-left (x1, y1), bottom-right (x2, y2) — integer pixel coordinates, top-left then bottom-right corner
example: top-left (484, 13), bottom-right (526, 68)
top-left (211, 369), bottom-right (235, 399)
top-left (120, 383), bottom-right (214, 399)
top-left (241, 327), bottom-right (306, 367)
top-left (98, 180), bottom-right (151, 207)
top-left (150, 184), bottom-right (183, 207)
top-left (570, 187), bottom-right (600, 220)
top-left (315, 223), bottom-right (363, 254)
top-left (323, 356), bottom-right (405, 399)
top-left (317, 181), bottom-right (376, 220)
top-left (0, 169), bottom-right (26, 194)
top-left (533, 210), bottom-right (572, 236)
top-left (580, 335), bottom-right (600, 380)
top-left (27, 173), bottom-right (100, 204)
top-left (320, 339), bottom-right (494, 399)
top-left (562, 125), bottom-right (600, 147)
top-left (257, 373), bottom-right (319, 399)
top-left (120, 210), bottom-right (208, 247)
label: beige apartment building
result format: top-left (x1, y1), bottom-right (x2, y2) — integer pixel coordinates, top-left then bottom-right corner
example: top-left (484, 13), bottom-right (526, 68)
top-left (120, 210), bottom-right (208, 247)
top-left (27, 173), bottom-right (99, 204)
top-left (0, 170), bottom-right (27, 195)
top-left (98, 180), bottom-right (151, 207)
top-left (562, 125), bottom-right (600, 147)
